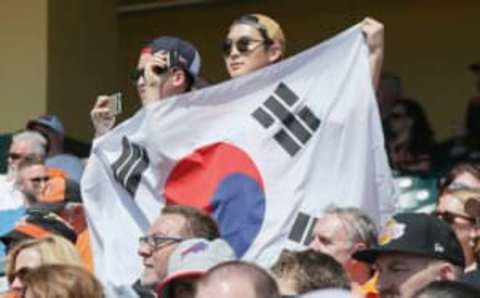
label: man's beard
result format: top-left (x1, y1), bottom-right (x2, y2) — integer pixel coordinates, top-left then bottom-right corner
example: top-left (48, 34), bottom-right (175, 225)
top-left (379, 288), bottom-right (401, 298)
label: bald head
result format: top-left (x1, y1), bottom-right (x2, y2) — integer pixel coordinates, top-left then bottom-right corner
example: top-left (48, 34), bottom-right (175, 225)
top-left (195, 261), bottom-right (280, 298)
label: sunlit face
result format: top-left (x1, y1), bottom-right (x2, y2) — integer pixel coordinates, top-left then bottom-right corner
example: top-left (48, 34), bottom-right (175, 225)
top-left (18, 164), bottom-right (49, 201)
top-left (224, 24), bottom-right (274, 78)
top-left (436, 193), bottom-right (476, 267)
top-left (8, 141), bottom-right (35, 177)
top-left (10, 247), bottom-right (43, 294)
top-left (376, 253), bottom-right (443, 298)
top-left (137, 213), bottom-right (187, 287)
top-left (309, 214), bottom-right (354, 266)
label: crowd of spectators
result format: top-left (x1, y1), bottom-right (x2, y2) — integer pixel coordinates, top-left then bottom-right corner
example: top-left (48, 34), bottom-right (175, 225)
top-left (0, 11), bottom-right (479, 298)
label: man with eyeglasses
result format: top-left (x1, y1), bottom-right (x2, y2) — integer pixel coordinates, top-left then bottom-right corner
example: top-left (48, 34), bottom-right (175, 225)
top-left (133, 205), bottom-right (220, 298)
top-left (15, 157), bottom-right (49, 207)
top-left (0, 132), bottom-right (48, 259)
top-left (461, 196), bottom-right (480, 287)
top-left (222, 14), bottom-right (384, 89)
top-left (90, 36), bottom-right (203, 139)
top-left (435, 189), bottom-right (480, 272)
top-left (0, 131), bottom-right (47, 211)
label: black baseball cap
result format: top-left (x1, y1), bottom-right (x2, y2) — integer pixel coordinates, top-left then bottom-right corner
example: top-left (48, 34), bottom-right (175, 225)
top-left (148, 36), bottom-right (207, 89)
top-left (353, 213), bottom-right (465, 267)
top-left (29, 176), bottom-right (82, 213)
top-left (0, 211), bottom-right (77, 248)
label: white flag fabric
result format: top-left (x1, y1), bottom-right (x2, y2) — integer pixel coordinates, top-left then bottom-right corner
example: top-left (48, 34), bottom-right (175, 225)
top-left (82, 24), bottom-right (396, 288)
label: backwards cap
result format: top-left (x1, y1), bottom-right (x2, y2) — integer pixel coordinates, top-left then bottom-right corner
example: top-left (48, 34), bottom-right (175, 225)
top-left (0, 211), bottom-right (77, 247)
top-left (234, 14), bottom-right (286, 55)
top-left (26, 114), bottom-right (65, 136)
top-left (149, 36), bottom-right (201, 78)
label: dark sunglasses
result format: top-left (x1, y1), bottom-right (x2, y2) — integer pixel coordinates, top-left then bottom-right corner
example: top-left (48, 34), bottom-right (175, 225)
top-left (29, 176), bottom-right (50, 184)
top-left (222, 37), bottom-right (265, 57)
top-left (432, 210), bottom-right (476, 225)
top-left (131, 66), bottom-right (170, 84)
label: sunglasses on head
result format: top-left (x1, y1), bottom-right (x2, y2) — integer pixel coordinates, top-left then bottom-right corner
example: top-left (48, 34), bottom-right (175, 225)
top-left (222, 37), bottom-right (266, 57)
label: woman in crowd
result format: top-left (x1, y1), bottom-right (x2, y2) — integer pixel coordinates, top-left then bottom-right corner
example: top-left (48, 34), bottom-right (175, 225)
top-left (15, 264), bottom-right (104, 298)
top-left (386, 98), bottom-right (436, 172)
top-left (5, 235), bottom-right (83, 297)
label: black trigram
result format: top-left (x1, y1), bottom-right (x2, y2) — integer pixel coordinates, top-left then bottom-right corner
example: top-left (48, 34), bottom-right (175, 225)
top-left (252, 82), bottom-right (321, 157)
top-left (111, 137), bottom-right (150, 197)
top-left (288, 212), bottom-right (318, 246)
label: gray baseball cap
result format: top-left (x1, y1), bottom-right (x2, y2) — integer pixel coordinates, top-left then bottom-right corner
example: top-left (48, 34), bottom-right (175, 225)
top-left (155, 238), bottom-right (235, 298)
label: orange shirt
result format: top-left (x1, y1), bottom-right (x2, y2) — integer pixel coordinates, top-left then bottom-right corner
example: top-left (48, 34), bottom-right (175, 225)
top-left (355, 273), bottom-right (379, 298)
top-left (75, 229), bottom-right (94, 274)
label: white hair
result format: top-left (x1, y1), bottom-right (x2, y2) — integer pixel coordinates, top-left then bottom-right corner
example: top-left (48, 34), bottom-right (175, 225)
top-left (12, 130), bottom-right (48, 158)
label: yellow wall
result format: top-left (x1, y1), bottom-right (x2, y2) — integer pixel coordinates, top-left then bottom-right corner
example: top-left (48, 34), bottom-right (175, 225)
top-left (0, 1), bottom-right (478, 141)
top-left (118, 0), bottom-right (480, 141)
top-left (0, 1), bottom-right (48, 132)
top-left (47, 0), bottom-right (118, 140)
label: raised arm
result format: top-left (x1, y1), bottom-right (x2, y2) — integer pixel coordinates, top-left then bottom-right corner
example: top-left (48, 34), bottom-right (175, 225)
top-left (361, 17), bottom-right (384, 90)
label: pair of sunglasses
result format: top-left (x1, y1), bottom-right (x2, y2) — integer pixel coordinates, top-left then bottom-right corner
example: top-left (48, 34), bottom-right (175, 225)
top-left (222, 37), bottom-right (266, 57)
top-left (432, 210), bottom-right (476, 225)
top-left (131, 66), bottom-right (169, 83)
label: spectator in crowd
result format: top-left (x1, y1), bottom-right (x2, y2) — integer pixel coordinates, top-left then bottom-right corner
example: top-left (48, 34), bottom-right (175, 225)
top-left (377, 72), bottom-right (404, 119)
top-left (439, 163), bottom-right (480, 195)
top-left (223, 14), bottom-right (384, 88)
top-left (155, 238), bottom-right (236, 298)
top-left (16, 264), bottom-right (104, 298)
top-left (26, 115), bottom-right (84, 183)
top-left (434, 189), bottom-right (480, 271)
top-left (91, 36), bottom-right (202, 138)
top-left (461, 196), bottom-right (480, 286)
top-left (353, 213), bottom-right (465, 298)
top-left (309, 207), bottom-right (378, 296)
top-left (195, 260), bottom-right (281, 298)
top-left (270, 249), bottom-right (349, 296)
top-left (5, 235), bottom-right (83, 297)
top-left (135, 205), bottom-right (219, 298)
top-left (0, 132), bottom-right (48, 258)
top-left (0, 130), bottom-right (47, 210)
top-left (14, 157), bottom-right (48, 207)
top-left (0, 210), bottom-right (77, 254)
top-left (412, 280), bottom-right (480, 298)
top-left (29, 175), bottom-right (93, 273)
top-left (385, 98), bottom-right (436, 172)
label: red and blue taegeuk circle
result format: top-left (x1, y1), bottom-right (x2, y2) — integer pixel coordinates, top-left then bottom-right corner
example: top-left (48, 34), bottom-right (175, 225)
top-left (164, 142), bottom-right (266, 257)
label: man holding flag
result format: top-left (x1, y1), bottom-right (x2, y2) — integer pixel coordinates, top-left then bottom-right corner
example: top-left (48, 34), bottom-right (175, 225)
top-left (82, 16), bottom-right (395, 292)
